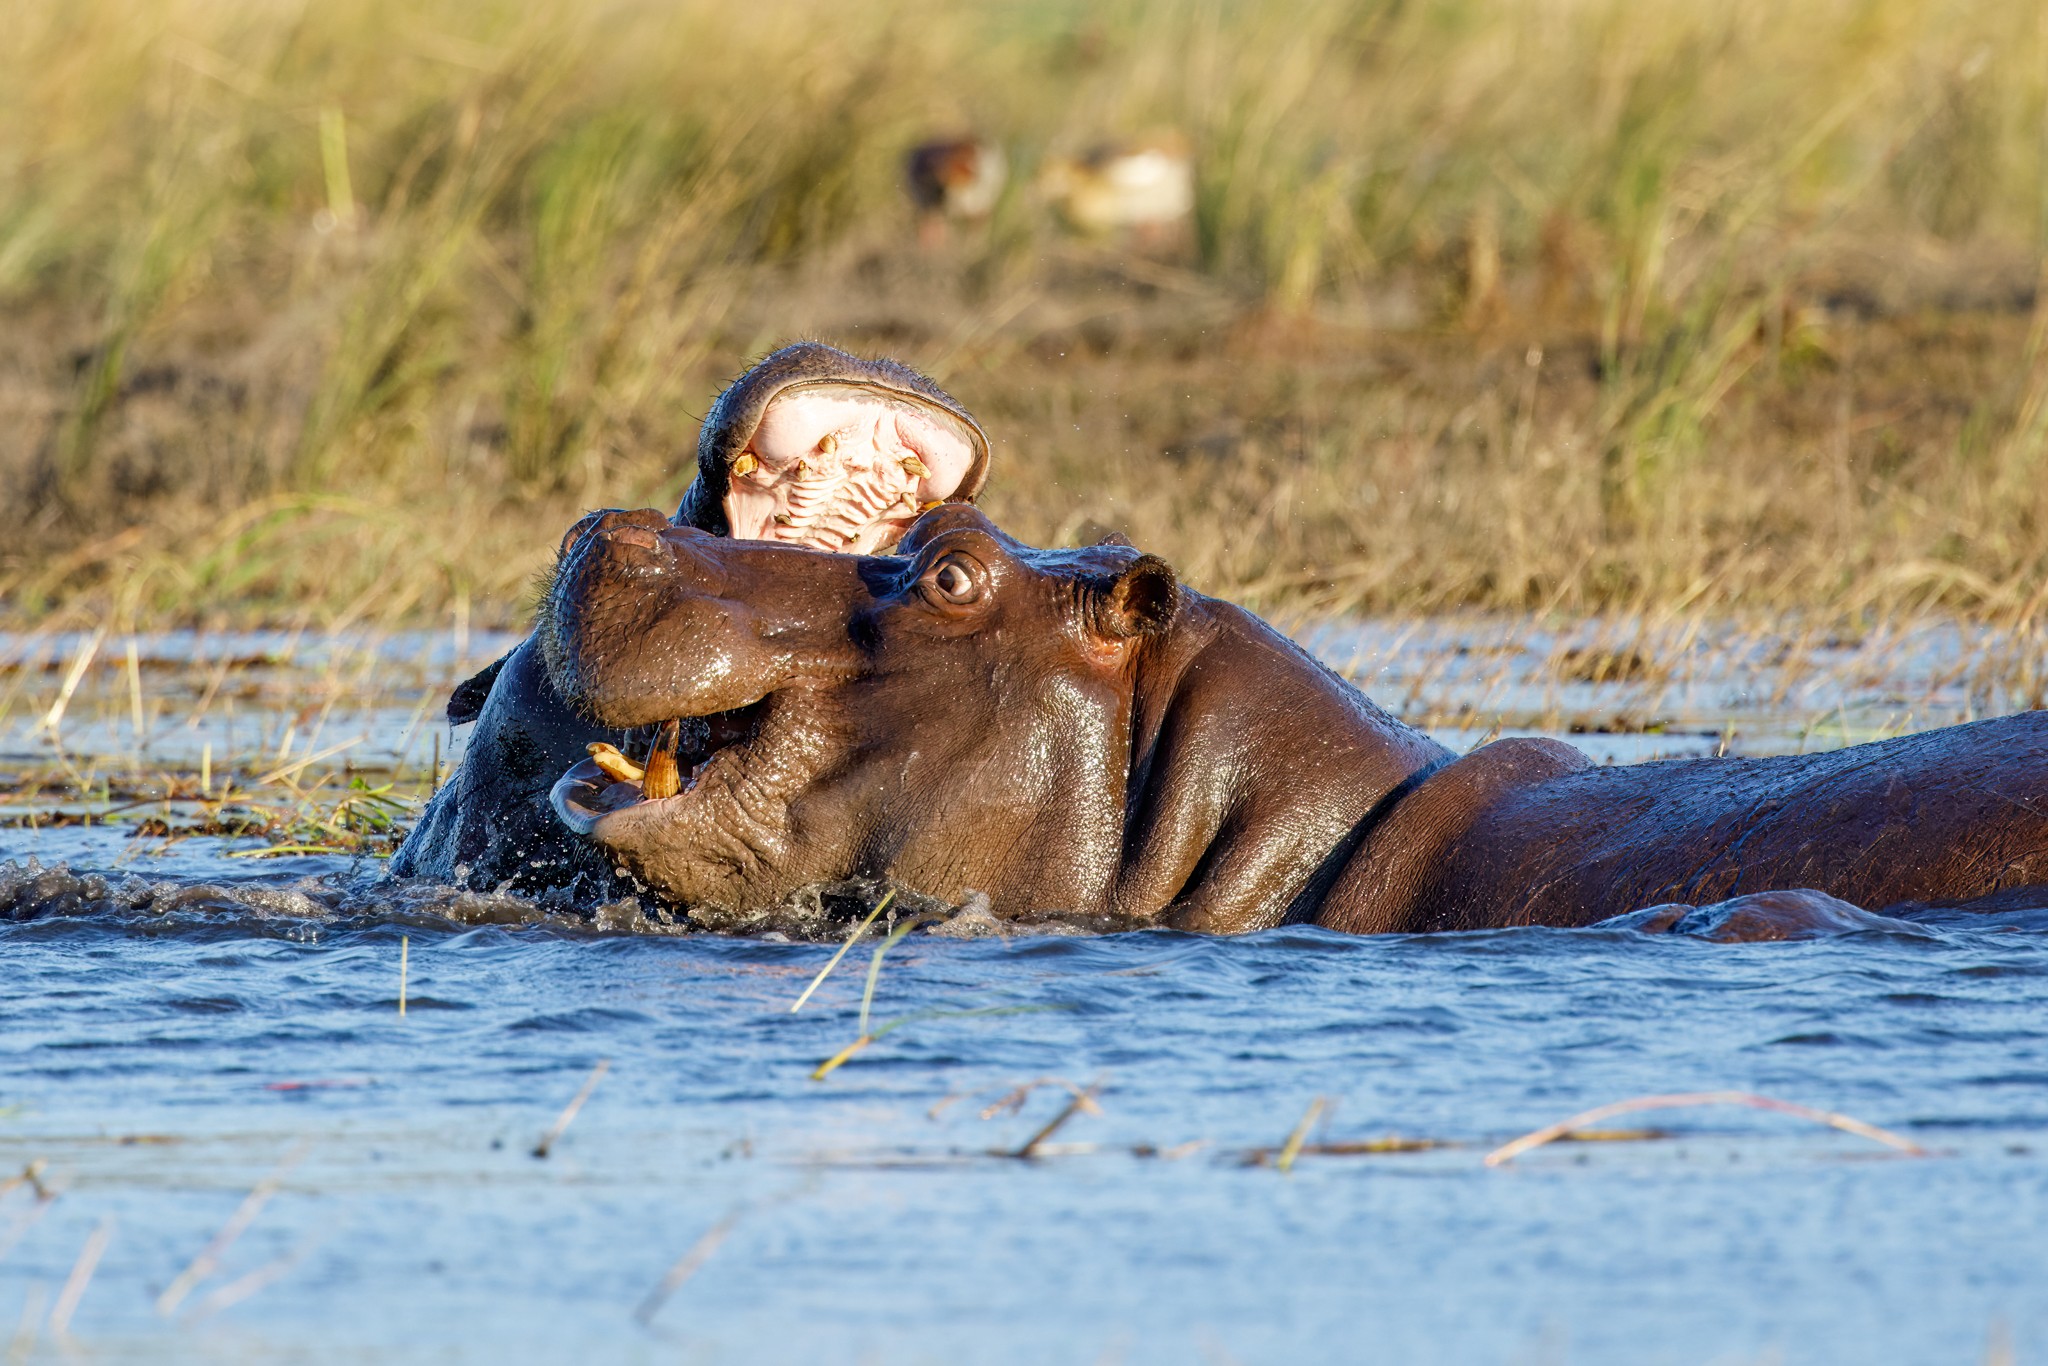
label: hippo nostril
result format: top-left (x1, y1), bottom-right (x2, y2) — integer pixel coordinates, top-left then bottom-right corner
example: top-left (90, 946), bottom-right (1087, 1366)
top-left (610, 526), bottom-right (664, 552)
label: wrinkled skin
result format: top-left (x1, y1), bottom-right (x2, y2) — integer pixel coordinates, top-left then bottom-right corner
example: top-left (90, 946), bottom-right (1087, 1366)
top-left (391, 343), bottom-right (990, 893)
top-left (543, 505), bottom-right (2048, 935)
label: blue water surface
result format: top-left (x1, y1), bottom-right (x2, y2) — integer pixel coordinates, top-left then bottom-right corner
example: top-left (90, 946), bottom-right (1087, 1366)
top-left (2, 853), bottom-right (2044, 1364)
top-left (0, 621), bottom-right (2044, 1364)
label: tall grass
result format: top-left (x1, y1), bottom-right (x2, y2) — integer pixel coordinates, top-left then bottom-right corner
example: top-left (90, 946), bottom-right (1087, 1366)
top-left (1, 0), bottom-right (2046, 626)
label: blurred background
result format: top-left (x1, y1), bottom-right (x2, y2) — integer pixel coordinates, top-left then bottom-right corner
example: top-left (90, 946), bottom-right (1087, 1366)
top-left (2, 0), bottom-right (2046, 630)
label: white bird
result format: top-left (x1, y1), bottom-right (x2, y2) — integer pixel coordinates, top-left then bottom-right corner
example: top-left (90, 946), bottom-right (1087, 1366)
top-left (1037, 130), bottom-right (1195, 241)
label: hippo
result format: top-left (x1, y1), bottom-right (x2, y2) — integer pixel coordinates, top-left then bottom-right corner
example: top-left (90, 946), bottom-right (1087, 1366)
top-left (537, 504), bottom-right (2048, 934)
top-left (391, 343), bottom-right (991, 896)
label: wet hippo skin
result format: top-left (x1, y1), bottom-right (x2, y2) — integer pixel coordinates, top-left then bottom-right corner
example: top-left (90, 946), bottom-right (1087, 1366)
top-left (391, 343), bottom-right (990, 894)
top-left (540, 503), bottom-right (2048, 932)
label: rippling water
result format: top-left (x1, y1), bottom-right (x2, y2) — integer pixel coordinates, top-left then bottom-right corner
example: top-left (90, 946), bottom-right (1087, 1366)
top-left (1, 625), bottom-right (2043, 1363)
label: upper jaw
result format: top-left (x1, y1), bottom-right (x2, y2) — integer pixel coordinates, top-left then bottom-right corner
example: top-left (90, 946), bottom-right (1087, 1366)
top-left (719, 382), bottom-right (985, 553)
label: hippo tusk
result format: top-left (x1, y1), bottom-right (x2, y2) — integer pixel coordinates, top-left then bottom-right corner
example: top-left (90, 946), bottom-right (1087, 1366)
top-left (730, 451), bottom-right (759, 478)
top-left (586, 742), bottom-right (644, 783)
top-left (901, 455), bottom-right (930, 479)
top-left (641, 718), bottom-right (684, 801)
top-left (818, 433), bottom-right (837, 456)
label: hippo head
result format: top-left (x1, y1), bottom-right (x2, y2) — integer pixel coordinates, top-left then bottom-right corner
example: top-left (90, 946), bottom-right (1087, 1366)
top-left (541, 505), bottom-right (1180, 917)
top-left (676, 342), bottom-right (990, 552)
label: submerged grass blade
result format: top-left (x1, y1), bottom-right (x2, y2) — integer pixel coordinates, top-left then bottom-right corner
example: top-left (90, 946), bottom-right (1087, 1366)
top-left (1274, 1096), bottom-right (1328, 1175)
top-left (156, 1140), bottom-right (310, 1316)
top-left (808, 1035), bottom-right (874, 1082)
top-left (47, 1219), bottom-right (113, 1338)
top-left (184, 1239), bottom-right (319, 1322)
top-left (635, 1210), bottom-right (741, 1327)
top-left (857, 911), bottom-right (928, 1036)
top-left (532, 1059), bottom-right (610, 1158)
top-left (789, 890), bottom-right (893, 1014)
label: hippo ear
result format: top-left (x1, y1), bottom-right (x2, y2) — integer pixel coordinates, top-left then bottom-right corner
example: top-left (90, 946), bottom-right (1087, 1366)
top-left (1089, 555), bottom-right (1179, 640)
top-left (1093, 531), bottom-right (1134, 548)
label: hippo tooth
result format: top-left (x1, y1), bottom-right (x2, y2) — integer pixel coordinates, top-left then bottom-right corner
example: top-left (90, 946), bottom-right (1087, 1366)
top-left (730, 451), bottom-right (759, 478)
top-left (818, 433), bottom-right (838, 455)
top-left (586, 742), bottom-right (644, 784)
top-left (920, 500), bottom-right (943, 512)
top-left (641, 720), bottom-right (684, 801)
top-left (901, 455), bottom-right (930, 479)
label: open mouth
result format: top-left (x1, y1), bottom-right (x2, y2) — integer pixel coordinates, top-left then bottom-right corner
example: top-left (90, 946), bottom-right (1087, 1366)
top-left (550, 703), bottom-right (764, 837)
top-left (721, 382), bottom-right (982, 554)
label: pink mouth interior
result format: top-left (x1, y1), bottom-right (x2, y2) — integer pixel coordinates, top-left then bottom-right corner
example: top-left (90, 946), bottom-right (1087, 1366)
top-left (722, 384), bottom-right (979, 553)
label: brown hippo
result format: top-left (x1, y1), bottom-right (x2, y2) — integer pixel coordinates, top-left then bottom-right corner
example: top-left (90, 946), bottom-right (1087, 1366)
top-left (391, 343), bottom-right (991, 896)
top-left (540, 504), bottom-right (2048, 933)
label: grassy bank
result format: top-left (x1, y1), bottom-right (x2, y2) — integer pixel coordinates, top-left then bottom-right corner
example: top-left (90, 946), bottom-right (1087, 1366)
top-left (2, 0), bottom-right (2047, 630)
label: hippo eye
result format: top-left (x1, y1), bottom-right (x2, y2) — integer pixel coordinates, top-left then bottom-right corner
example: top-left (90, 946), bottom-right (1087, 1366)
top-left (925, 553), bottom-right (983, 605)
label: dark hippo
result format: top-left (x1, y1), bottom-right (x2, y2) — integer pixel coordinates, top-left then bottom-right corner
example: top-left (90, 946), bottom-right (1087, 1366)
top-left (391, 343), bottom-right (991, 895)
top-left (538, 504), bottom-right (2048, 934)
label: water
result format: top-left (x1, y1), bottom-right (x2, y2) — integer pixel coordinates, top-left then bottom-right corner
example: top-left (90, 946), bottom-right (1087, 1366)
top-left (1, 622), bottom-right (2044, 1363)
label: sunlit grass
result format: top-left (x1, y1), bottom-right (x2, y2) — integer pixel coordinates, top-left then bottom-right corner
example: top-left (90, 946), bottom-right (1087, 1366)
top-left (0, 0), bottom-right (2045, 627)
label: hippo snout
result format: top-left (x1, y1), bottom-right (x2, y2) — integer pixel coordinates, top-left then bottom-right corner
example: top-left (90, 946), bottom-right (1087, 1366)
top-left (571, 509), bottom-right (681, 582)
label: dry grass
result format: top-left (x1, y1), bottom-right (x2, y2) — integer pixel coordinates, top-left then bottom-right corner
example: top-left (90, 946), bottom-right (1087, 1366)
top-left (1, 0), bottom-right (2046, 628)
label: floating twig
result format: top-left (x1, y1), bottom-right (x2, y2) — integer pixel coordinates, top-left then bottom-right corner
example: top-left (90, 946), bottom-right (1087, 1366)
top-left (1133, 1140), bottom-right (1211, 1161)
top-left (533, 1059), bottom-right (610, 1158)
top-left (1240, 1136), bottom-right (1451, 1166)
top-left (788, 891), bottom-right (894, 1013)
top-left (1011, 1080), bottom-right (1103, 1159)
top-left (47, 1219), bottom-right (113, 1337)
top-left (0, 1160), bottom-right (48, 1204)
top-left (1484, 1090), bottom-right (1928, 1167)
top-left (979, 1077), bottom-right (1087, 1121)
top-left (1275, 1097), bottom-right (1329, 1175)
top-left (634, 1210), bottom-right (740, 1327)
top-left (156, 1140), bottom-right (311, 1316)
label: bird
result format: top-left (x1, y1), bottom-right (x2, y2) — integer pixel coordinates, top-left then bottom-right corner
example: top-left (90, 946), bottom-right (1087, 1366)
top-left (905, 136), bottom-right (1008, 248)
top-left (1036, 130), bottom-right (1194, 244)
